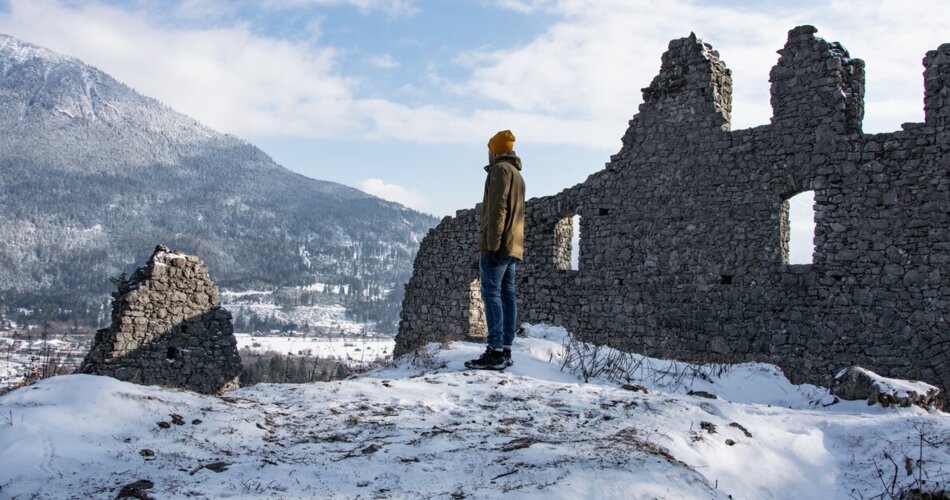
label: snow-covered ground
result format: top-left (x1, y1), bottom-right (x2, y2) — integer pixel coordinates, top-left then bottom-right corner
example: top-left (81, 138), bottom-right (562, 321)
top-left (1, 325), bottom-right (947, 499)
top-left (236, 333), bottom-right (394, 365)
top-left (0, 359), bottom-right (23, 386)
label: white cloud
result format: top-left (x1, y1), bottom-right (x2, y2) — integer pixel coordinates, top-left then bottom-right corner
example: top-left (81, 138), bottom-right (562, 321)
top-left (491, 0), bottom-right (554, 14)
top-left (0, 0), bottom-right (365, 137)
top-left (478, 0), bottom-right (950, 136)
top-left (262, 0), bottom-right (417, 17)
top-left (169, 0), bottom-right (237, 21)
top-left (304, 18), bottom-right (325, 42)
top-left (368, 53), bottom-right (399, 69)
top-left (2, 0), bottom-right (946, 153)
top-left (357, 178), bottom-right (429, 211)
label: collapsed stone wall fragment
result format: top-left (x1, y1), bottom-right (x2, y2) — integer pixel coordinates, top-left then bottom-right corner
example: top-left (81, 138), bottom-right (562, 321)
top-left (396, 26), bottom-right (950, 398)
top-left (78, 245), bottom-right (242, 394)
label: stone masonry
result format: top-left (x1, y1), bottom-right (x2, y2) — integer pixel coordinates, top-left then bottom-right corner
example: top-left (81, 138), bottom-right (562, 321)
top-left (78, 245), bottom-right (242, 394)
top-left (396, 26), bottom-right (950, 397)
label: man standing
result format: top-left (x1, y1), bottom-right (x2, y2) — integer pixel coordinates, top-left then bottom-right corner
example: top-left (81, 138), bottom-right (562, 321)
top-left (465, 130), bottom-right (525, 371)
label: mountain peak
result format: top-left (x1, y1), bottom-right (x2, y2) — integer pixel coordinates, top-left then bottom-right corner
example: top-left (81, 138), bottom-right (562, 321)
top-left (0, 33), bottom-right (74, 66)
top-left (1, 33), bottom-right (229, 165)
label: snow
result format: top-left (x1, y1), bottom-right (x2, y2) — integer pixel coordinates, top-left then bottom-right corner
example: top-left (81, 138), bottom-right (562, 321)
top-left (28, 338), bottom-right (65, 348)
top-left (54, 106), bottom-right (75, 119)
top-left (1, 325), bottom-right (947, 499)
top-left (222, 284), bottom-right (384, 336)
top-left (0, 359), bottom-right (20, 381)
top-left (236, 334), bottom-right (393, 365)
top-left (229, 301), bottom-right (374, 334)
top-left (219, 288), bottom-right (270, 298)
top-left (837, 366), bottom-right (938, 399)
top-left (155, 251), bottom-right (188, 261)
top-left (0, 34), bottom-right (72, 66)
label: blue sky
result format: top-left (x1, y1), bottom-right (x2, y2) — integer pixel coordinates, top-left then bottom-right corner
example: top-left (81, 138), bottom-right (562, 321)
top-left (1, 0), bottom-right (947, 225)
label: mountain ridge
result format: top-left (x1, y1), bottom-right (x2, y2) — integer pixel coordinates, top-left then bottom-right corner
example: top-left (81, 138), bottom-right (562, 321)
top-left (0, 33), bottom-right (437, 332)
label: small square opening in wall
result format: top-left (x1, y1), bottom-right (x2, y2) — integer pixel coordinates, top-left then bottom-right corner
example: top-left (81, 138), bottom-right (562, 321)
top-left (720, 275), bottom-right (733, 285)
top-left (599, 208), bottom-right (610, 216)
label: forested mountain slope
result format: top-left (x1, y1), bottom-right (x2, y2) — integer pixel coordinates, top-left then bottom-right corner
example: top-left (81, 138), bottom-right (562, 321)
top-left (0, 34), bottom-right (437, 332)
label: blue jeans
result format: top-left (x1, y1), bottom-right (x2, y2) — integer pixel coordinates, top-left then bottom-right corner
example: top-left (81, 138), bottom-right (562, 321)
top-left (480, 254), bottom-right (518, 350)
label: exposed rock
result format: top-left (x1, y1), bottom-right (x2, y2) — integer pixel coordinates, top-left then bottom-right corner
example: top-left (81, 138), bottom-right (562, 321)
top-left (621, 383), bottom-right (648, 393)
top-left (729, 422), bottom-right (753, 438)
top-left (116, 479), bottom-right (154, 500)
top-left (687, 391), bottom-right (718, 400)
top-left (77, 245), bottom-right (242, 394)
top-left (831, 366), bottom-right (941, 409)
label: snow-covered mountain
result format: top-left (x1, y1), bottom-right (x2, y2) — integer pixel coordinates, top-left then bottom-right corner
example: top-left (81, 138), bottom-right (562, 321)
top-left (0, 34), bottom-right (437, 331)
top-left (1, 325), bottom-right (947, 498)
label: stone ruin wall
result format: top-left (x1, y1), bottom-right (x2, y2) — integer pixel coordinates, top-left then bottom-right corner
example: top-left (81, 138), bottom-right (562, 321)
top-left (397, 26), bottom-right (950, 396)
top-left (78, 245), bottom-right (242, 394)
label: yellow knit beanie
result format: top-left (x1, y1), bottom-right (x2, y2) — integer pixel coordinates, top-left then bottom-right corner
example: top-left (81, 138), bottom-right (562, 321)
top-left (487, 130), bottom-right (516, 155)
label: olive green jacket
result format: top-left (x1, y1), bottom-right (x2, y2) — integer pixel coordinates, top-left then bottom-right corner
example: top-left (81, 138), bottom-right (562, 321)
top-left (478, 152), bottom-right (525, 260)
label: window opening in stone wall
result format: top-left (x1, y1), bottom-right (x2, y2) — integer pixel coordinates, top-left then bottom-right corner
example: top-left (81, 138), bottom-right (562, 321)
top-left (782, 190), bottom-right (816, 265)
top-left (469, 278), bottom-right (486, 339)
top-left (571, 215), bottom-right (581, 271)
top-left (554, 214), bottom-right (581, 271)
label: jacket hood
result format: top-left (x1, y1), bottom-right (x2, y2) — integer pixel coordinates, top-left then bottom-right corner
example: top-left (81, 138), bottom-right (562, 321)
top-left (484, 152), bottom-right (522, 172)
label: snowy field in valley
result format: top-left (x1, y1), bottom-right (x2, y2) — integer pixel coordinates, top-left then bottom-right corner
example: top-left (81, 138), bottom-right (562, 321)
top-left (1, 325), bottom-right (948, 499)
top-left (235, 333), bottom-right (394, 365)
top-left (0, 332), bottom-right (89, 393)
top-left (221, 286), bottom-right (386, 337)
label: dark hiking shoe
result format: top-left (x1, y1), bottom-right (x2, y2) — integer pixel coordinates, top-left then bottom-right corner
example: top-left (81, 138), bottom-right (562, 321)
top-left (464, 348), bottom-right (507, 370)
top-left (503, 348), bottom-right (513, 367)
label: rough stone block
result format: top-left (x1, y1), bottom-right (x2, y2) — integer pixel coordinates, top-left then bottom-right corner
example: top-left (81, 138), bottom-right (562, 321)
top-left (77, 245), bottom-right (242, 395)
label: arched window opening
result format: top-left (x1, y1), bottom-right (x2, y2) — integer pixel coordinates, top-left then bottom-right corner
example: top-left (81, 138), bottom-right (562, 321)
top-left (554, 214), bottom-right (581, 271)
top-left (782, 191), bottom-right (816, 265)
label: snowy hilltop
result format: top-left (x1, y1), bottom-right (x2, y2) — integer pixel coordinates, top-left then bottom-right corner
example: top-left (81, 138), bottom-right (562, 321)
top-left (1, 325), bottom-right (948, 499)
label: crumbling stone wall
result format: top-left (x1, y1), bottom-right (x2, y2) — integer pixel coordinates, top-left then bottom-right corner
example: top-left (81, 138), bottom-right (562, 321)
top-left (397, 26), bottom-right (950, 396)
top-left (78, 245), bottom-right (242, 394)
